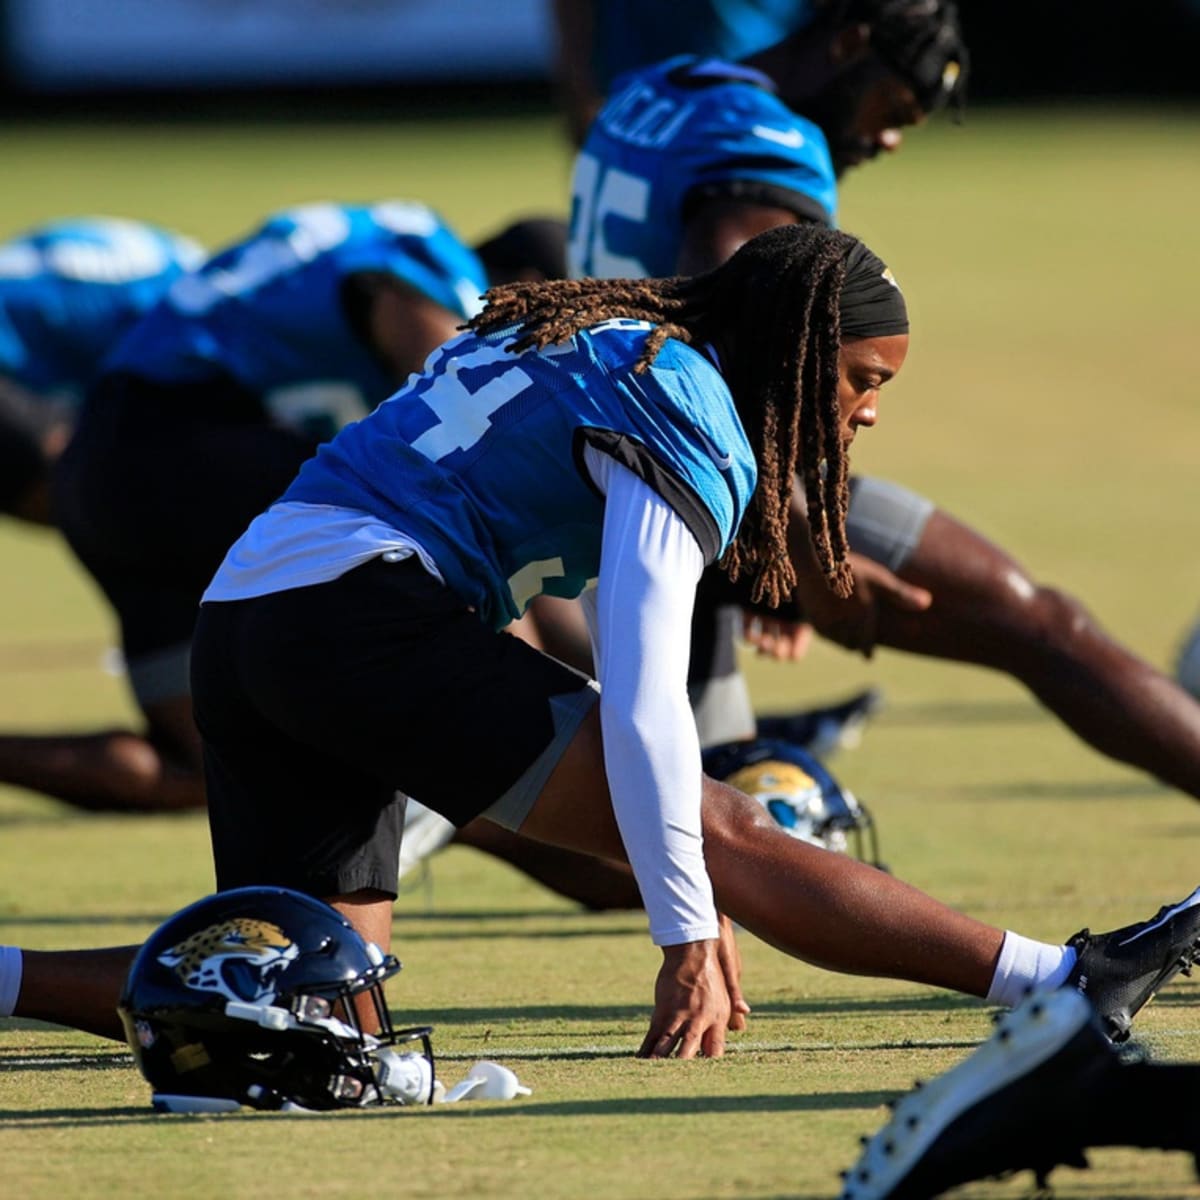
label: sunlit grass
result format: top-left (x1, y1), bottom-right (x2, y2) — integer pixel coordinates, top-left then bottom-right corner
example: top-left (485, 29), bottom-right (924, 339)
top-left (1, 104), bottom-right (1199, 1198)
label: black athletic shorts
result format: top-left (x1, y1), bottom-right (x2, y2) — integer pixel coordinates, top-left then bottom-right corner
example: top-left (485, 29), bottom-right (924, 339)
top-left (191, 556), bottom-right (597, 899)
top-left (52, 372), bottom-right (320, 704)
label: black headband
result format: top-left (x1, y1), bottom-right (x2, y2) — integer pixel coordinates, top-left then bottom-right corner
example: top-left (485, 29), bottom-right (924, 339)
top-left (839, 241), bottom-right (909, 339)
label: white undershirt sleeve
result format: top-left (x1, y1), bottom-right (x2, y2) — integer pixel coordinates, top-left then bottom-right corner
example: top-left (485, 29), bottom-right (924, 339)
top-left (582, 444), bottom-right (719, 947)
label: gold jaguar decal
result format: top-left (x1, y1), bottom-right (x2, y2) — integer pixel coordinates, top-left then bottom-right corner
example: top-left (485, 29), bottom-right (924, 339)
top-left (158, 918), bottom-right (299, 1004)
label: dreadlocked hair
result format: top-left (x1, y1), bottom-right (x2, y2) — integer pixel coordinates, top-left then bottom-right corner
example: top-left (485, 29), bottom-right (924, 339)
top-left (467, 224), bottom-right (860, 606)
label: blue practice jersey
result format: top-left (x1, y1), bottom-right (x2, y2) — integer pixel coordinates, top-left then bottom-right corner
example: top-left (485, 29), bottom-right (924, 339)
top-left (285, 320), bottom-right (756, 630)
top-left (589, 0), bottom-right (816, 92)
top-left (568, 57), bottom-right (836, 279)
top-left (0, 217), bottom-right (204, 405)
top-left (107, 202), bottom-right (489, 437)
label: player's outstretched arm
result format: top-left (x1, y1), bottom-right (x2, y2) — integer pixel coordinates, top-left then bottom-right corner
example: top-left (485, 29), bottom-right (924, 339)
top-left (13, 947), bottom-right (137, 1041)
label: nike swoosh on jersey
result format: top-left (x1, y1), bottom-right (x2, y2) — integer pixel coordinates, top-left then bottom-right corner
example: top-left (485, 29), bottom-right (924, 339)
top-left (695, 428), bottom-right (733, 471)
top-left (752, 124), bottom-right (805, 149)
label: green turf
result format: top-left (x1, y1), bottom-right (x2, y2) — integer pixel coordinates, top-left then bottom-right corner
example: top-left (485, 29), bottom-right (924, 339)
top-left (2, 105), bottom-right (1200, 1198)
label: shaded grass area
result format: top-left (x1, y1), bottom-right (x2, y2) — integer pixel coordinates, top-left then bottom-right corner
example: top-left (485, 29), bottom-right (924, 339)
top-left (1, 106), bottom-right (1199, 1196)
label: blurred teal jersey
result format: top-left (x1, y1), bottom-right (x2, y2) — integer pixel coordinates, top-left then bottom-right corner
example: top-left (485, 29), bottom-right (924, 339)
top-left (107, 202), bottom-right (488, 438)
top-left (569, 57), bottom-right (836, 279)
top-left (0, 217), bottom-right (203, 404)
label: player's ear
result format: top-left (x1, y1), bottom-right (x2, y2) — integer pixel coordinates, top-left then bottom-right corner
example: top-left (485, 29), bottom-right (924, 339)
top-left (829, 22), bottom-right (871, 65)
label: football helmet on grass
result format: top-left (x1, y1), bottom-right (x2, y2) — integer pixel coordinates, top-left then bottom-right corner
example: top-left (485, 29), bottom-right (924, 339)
top-left (119, 886), bottom-right (435, 1112)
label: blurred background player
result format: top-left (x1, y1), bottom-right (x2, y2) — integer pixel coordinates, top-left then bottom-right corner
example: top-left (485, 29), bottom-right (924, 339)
top-left (0, 201), bottom-right (496, 814)
top-left (557, 0), bottom-right (1200, 806)
top-left (0, 216), bottom-right (204, 526)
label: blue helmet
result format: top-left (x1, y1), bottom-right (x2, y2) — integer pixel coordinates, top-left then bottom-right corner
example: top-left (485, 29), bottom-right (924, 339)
top-left (118, 886), bottom-right (436, 1112)
top-left (703, 738), bottom-right (883, 867)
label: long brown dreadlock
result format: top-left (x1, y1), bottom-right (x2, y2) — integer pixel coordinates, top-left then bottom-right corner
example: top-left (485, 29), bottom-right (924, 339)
top-left (466, 224), bottom-right (860, 607)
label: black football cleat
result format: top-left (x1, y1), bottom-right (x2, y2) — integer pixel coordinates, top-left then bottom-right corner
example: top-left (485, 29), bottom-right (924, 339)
top-left (1066, 885), bottom-right (1200, 1041)
top-left (839, 989), bottom-right (1111, 1200)
top-left (755, 687), bottom-right (883, 757)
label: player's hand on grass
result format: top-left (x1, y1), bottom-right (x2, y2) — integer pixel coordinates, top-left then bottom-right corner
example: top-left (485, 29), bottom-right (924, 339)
top-left (639, 938), bottom-right (731, 1059)
top-left (717, 912), bottom-right (750, 1032)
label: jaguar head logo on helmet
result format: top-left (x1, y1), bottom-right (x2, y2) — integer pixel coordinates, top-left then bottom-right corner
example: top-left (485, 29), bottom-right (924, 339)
top-left (157, 917), bottom-right (300, 1005)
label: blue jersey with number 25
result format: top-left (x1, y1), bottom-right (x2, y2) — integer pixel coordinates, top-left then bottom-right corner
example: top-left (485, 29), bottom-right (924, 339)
top-left (569, 57), bottom-right (836, 280)
top-left (285, 320), bottom-right (757, 630)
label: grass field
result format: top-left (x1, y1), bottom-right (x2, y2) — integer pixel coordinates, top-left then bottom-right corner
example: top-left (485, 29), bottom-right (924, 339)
top-left (2, 104), bottom-right (1200, 1198)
